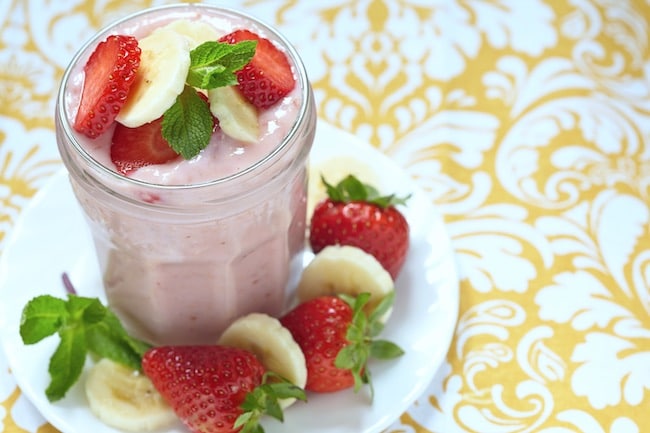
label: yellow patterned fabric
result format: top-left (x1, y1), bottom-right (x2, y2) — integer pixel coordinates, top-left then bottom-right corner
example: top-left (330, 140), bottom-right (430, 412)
top-left (1, 0), bottom-right (649, 432)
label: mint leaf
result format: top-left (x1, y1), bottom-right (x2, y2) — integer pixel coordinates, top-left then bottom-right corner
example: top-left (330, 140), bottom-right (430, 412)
top-left (187, 40), bottom-right (257, 89)
top-left (20, 295), bottom-right (67, 344)
top-left (86, 327), bottom-right (141, 371)
top-left (66, 293), bottom-right (102, 323)
top-left (162, 85), bottom-right (214, 160)
top-left (46, 325), bottom-right (87, 401)
top-left (86, 310), bottom-right (149, 371)
top-left (20, 293), bottom-right (152, 402)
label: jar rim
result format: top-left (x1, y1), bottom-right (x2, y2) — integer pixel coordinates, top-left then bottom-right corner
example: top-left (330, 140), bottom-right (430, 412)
top-left (56, 3), bottom-right (312, 192)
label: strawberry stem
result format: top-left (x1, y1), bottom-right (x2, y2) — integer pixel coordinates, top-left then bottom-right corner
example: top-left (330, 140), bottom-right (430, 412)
top-left (334, 292), bottom-right (404, 401)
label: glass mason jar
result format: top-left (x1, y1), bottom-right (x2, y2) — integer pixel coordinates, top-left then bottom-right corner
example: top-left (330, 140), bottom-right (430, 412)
top-left (55, 4), bottom-right (316, 345)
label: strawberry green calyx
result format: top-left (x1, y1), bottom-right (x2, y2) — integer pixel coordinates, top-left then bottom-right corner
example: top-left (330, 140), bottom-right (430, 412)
top-left (335, 292), bottom-right (404, 400)
top-left (235, 372), bottom-right (307, 433)
top-left (20, 294), bottom-right (151, 402)
top-left (322, 175), bottom-right (410, 208)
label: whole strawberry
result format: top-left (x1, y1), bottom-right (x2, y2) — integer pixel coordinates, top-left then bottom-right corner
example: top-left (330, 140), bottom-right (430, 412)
top-left (309, 175), bottom-right (410, 279)
top-left (142, 345), bottom-right (305, 433)
top-left (280, 293), bottom-right (403, 397)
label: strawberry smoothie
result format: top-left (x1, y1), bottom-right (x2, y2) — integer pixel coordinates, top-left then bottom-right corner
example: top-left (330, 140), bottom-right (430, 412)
top-left (55, 4), bottom-right (316, 345)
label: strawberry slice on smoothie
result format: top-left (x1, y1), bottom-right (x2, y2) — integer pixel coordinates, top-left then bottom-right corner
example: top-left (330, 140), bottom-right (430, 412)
top-left (219, 29), bottom-right (296, 109)
top-left (110, 92), bottom-right (219, 175)
top-left (84, 26), bottom-right (295, 175)
top-left (110, 117), bottom-right (180, 175)
top-left (73, 35), bottom-right (141, 139)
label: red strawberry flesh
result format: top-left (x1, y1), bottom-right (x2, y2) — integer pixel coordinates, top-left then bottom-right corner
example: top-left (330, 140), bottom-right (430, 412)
top-left (73, 35), bottom-right (141, 139)
top-left (142, 345), bottom-right (265, 433)
top-left (280, 296), bottom-right (355, 392)
top-left (309, 175), bottom-right (410, 279)
top-left (219, 29), bottom-right (296, 109)
top-left (110, 117), bottom-right (180, 175)
top-left (310, 200), bottom-right (410, 279)
top-left (281, 293), bottom-right (404, 398)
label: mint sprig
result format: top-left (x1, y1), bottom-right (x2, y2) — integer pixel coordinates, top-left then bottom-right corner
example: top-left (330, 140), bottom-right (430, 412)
top-left (162, 40), bottom-right (257, 160)
top-left (187, 40), bottom-right (257, 89)
top-left (20, 294), bottom-right (151, 402)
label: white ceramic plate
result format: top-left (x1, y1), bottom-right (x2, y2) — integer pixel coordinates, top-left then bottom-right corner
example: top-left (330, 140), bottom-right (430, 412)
top-left (0, 122), bottom-right (459, 433)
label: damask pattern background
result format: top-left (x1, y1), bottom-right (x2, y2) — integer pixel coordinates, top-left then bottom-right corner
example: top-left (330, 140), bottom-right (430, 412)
top-left (1, 1), bottom-right (649, 432)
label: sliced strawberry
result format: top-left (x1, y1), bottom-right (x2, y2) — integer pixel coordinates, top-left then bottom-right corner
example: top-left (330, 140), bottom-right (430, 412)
top-left (73, 35), bottom-right (141, 139)
top-left (110, 117), bottom-right (180, 175)
top-left (219, 29), bottom-right (296, 109)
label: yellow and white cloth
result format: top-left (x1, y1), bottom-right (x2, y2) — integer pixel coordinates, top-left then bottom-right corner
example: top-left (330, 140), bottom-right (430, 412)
top-left (1, 1), bottom-right (649, 432)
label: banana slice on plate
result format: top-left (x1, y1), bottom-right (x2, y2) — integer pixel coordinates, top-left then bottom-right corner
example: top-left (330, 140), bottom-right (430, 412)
top-left (115, 27), bottom-right (192, 127)
top-left (209, 86), bottom-right (259, 142)
top-left (218, 313), bottom-right (307, 408)
top-left (163, 19), bottom-right (220, 49)
top-left (297, 245), bottom-right (394, 318)
top-left (85, 358), bottom-right (176, 432)
top-left (307, 156), bottom-right (381, 221)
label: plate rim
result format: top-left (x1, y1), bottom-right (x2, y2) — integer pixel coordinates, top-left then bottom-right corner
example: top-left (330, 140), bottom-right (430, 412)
top-left (0, 121), bottom-right (460, 433)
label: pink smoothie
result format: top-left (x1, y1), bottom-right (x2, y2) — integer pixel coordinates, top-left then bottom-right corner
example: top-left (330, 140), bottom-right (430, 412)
top-left (56, 4), bottom-right (316, 345)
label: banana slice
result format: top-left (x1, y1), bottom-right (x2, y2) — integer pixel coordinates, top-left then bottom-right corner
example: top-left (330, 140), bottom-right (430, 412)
top-left (116, 27), bottom-right (192, 127)
top-left (218, 313), bottom-right (306, 408)
top-left (85, 358), bottom-right (176, 432)
top-left (297, 245), bottom-right (394, 317)
top-left (208, 86), bottom-right (259, 142)
top-left (163, 19), bottom-right (220, 49)
top-left (307, 156), bottom-right (381, 221)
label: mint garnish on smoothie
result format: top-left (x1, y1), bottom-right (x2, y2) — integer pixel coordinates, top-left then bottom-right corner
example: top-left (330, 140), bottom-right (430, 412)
top-left (162, 40), bottom-right (257, 160)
